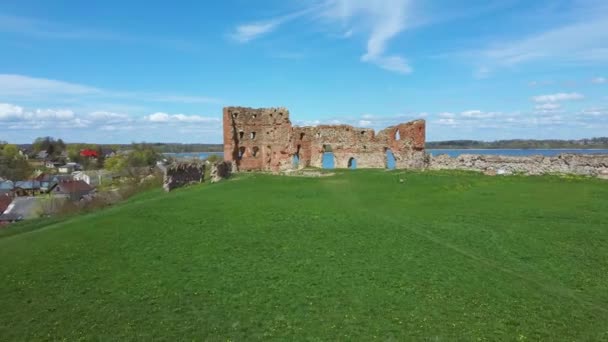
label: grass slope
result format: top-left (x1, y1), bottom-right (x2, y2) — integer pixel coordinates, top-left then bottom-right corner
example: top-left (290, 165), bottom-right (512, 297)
top-left (1, 170), bottom-right (607, 340)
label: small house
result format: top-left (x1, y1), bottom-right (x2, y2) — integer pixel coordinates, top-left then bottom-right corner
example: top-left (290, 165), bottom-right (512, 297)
top-left (50, 180), bottom-right (93, 201)
top-left (0, 194), bottom-right (12, 215)
top-left (0, 181), bottom-right (14, 195)
top-left (13, 181), bottom-right (42, 197)
top-left (72, 170), bottom-right (112, 187)
top-left (58, 162), bottom-right (82, 174)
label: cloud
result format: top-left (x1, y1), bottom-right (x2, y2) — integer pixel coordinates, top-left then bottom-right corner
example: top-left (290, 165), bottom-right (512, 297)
top-left (232, 1), bottom-right (413, 74)
top-left (437, 118), bottom-right (457, 125)
top-left (323, 0), bottom-right (412, 74)
top-left (535, 103), bottom-right (561, 110)
top-left (358, 120), bottom-right (372, 126)
top-left (230, 8), bottom-right (315, 43)
top-left (0, 102), bottom-right (220, 135)
top-left (0, 74), bottom-right (100, 97)
top-left (0, 74), bottom-right (220, 104)
top-left (459, 4), bottom-right (608, 75)
top-left (0, 13), bottom-right (196, 50)
top-left (146, 112), bottom-right (219, 123)
top-left (438, 112), bottom-right (455, 118)
top-left (592, 77), bottom-right (606, 84)
top-left (532, 93), bottom-right (584, 103)
top-left (231, 21), bottom-right (283, 43)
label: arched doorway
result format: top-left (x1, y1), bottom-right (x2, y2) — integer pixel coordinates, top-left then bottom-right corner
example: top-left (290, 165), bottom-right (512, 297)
top-left (322, 145), bottom-right (335, 169)
top-left (385, 148), bottom-right (396, 169)
top-left (348, 157), bottom-right (357, 169)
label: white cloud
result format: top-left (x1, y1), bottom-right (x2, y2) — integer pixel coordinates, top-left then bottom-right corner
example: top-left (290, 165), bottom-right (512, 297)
top-left (438, 112), bottom-right (455, 118)
top-left (535, 103), bottom-right (561, 110)
top-left (0, 74), bottom-right (220, 104)
top-left (323, 0), bottom-right (412, 74)
top-left (532, 92), bottom-right (584, 103)
top-left (231, 0), bottom-right (413, 74)
top-left (0, 103), bottom-right (25, 120)
top-left (146, 112), bottom-right (219, 123)
top-left (358, 120), bottom-right (372, 126)
top-left (231, 21), bottom-right (282, 43)
top-left (0, 102), bottom-right (220, 135)
top-left (592, 77), bottom-right (606, 84)
top-left (460, 110), bottom-right (482, 117)
top-left (88, 111), bottom-right (131, 122)
top-left (230, 8), bottom-right (314, 43)
top-left (437, 118), bottom-right (457, 125)
top-left (0, 74), bottom-right (99, 97)
top-left (467, 8), bottom-right (608, 75)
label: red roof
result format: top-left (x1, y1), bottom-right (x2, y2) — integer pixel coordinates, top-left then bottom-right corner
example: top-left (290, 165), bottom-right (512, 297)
top-left (0, 194), bottom-right (12, 214)
top-left (80, 149), bottom-right (99, 158)
top-left (54, 180), bottom-right (93, 194)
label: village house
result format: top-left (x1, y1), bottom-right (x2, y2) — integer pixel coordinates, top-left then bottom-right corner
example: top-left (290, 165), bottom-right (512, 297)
top-left (0, 181), bottom-right (14, 196)
top-left (58, 162), bottom-right (82, 174)
top-left (72, 170), bottom-right (112, 187)
top-left (13, 181), bottom-right (42, 197)
top-left (0, 194), bottom-right (12, 215)
top-left (50, 180), bottom-right (94, 201)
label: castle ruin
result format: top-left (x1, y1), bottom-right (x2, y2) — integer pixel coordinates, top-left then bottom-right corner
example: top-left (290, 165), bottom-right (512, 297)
top-left (223, 107), bottom-right (426, 172)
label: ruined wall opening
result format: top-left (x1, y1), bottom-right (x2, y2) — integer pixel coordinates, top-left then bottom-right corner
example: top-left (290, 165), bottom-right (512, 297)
top-left (239, 131), bottom-right (244, 140)
top-left (238, 146), bottom-right (246, 160)
top-left (293, 144), bottom-right (301, 168)
top-left (252, 146), bottom-right (259, 157)
top-left (395, 129), bottom-right (401, 141)
top-left (385, 148), bottom-right (396, 169)
top-left (250, 132), bottom-right (256, 140)
top-left (300, 132), bottom-right (305, 140)
top-left (292, 155), bottom-right (300, 168)
top-left (322, 144), bottom-right (335, 169)
top-left (348, 157), bottom-right (357, 170)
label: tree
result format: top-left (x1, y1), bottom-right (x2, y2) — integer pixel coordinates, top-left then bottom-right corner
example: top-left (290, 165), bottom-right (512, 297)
top-left (104, 155), bottom-right (128, 174)
top-left (0, 144), bottom-right (32, 180)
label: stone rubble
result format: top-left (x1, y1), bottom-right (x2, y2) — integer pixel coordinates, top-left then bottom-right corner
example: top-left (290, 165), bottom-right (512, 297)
top-left (429, 153), bottom-right (608, 177)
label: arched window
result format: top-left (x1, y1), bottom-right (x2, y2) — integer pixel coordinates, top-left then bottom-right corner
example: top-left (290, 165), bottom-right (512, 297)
top-left (250, 132), bottom-right (256, 140)
top-left (239, 131), bottom-right (244, 140)
top-left (252, 146), bottom-right (259, 157)
top-left (348, 157), bottom-right (357, 169)
top-left (238, 146), bottom-right (246, 160)
top-left (395, 129), bottom-right (401, 141)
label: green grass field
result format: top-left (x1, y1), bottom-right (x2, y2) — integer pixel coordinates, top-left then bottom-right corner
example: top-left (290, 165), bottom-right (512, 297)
top-left (1, 170), bottom-right (607, 340)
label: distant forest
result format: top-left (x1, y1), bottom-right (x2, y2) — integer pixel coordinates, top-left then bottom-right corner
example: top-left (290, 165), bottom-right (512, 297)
top-left (15, 143), bottom-right (225, 153)
top-left (426, 138), bottom-right (608, 149)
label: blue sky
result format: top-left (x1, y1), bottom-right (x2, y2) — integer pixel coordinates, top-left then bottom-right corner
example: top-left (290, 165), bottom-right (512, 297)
top-left (0, 0), bottom-right (607, 144)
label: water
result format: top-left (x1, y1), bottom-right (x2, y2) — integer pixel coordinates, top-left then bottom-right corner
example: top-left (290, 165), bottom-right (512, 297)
top-left (428, 149), bottom-right (608, 158)
top-left (163, 152), bottom-right (224, 160)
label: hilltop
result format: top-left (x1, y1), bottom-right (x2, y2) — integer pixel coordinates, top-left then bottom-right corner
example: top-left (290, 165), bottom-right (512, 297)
top-left (1, 170), bottom-right (607, 340)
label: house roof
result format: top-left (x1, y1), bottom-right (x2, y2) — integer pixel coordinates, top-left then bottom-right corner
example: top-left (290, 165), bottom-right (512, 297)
top-left (14, 181), bottom-right (42, 190)
top-left (0, 181), bottom-right (14, 190)
top-left (3, 197), bottom-right (39, 219)
top-left (54, 180), bottom-right (93, 194)
top-left (0, 194), bottom-right (12, 214)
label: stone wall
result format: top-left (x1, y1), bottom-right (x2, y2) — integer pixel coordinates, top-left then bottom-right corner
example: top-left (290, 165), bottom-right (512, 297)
top-left (223, 106), bottom-right (426, 172)
top-left (429, 153), bottom-right (608, 177)
top-left (163, 162), bottom-right (205, 192)
top-left (210, 161), bottom-right (233, 183)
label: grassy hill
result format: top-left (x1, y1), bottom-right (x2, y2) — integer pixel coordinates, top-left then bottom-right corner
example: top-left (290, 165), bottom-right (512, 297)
top-left (1, 170), bottom-right (607, 340)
